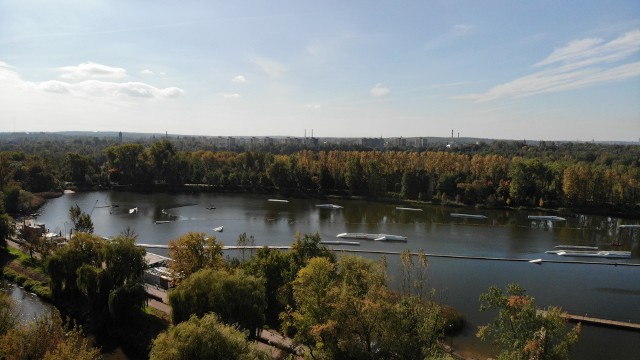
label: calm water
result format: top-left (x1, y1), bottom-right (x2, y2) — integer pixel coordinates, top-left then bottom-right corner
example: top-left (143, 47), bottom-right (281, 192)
top-left (0, 279), bottom-right (53, 323)
top-left (35, 191), bottom-right (640, 359)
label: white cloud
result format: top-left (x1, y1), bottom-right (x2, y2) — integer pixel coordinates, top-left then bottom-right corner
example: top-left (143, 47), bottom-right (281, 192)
top-left (58, 62), bottom-right (127, 81)
top-left (222, 93), bottom-right (241, 99)
top-left (1, 61), bottom-right (183, 100)
top-left (460, 30), bottom-right (640, 102)
top-left (40, 80), bottom-right (183, 99)
top-left (452, 24), bottom-right (474, 37)
top-left (250, 56), bottom-right (287, 78)
top-left (232, 75), bottom-right (247, 83)
top-left (370, 83), bottom-right (390, 97)
top-left (140, 69), bottom-right (154, 75)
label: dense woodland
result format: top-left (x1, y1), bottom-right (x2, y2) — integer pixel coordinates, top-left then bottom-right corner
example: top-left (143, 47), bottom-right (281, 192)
top-left (1, 135), bottom-right (639, 216)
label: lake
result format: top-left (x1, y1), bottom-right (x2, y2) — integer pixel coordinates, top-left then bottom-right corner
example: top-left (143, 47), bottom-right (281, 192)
top-left (35, 191), bottom-right (640, 359)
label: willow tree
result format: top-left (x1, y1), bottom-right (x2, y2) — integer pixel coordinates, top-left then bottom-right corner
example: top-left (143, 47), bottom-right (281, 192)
top-left (168, 268), bottom-right (266, 338)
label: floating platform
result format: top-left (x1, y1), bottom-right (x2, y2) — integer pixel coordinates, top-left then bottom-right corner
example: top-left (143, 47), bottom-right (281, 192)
top-left (451, 213), bottom-right (488, 220)
top-left (336, 233), bottom-right (380, 240)
top-left (554, 245), bottom-right (598, 251)
top-left (528, 215), bottom-right (566, 221)
top-left (268, 199), bottom-right (289, 203)
top-left (546, 250), bottom-right (631, 259)
top-left (336, 233), bottom-right (407, 241)
top-left (373, 234), bottom-right (408, 242)
top-left (155, 220), bottom-right (172, 224)
top-left (316, 204), bottom-right (343, 209)
top-left (396, 207), bottom-right (423, 211)
top-left (619, 224), bottom-right (640, 229)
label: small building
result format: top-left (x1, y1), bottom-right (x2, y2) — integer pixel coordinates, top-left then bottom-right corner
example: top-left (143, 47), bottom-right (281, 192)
top-left (144, 266), bottom-right (172, 290)
top-left (143, 252), bottom-right (173, 289)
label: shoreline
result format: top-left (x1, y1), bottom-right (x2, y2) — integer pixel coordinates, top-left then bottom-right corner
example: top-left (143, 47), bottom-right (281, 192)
top-left (28, 187), bottom-right (640, 220)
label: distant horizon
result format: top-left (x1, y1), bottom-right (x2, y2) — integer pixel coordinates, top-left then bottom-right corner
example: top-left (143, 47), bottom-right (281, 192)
top-left (1, 130), bottom-right (638, 145)
top-left (1, 2), bottom-right (639, 141)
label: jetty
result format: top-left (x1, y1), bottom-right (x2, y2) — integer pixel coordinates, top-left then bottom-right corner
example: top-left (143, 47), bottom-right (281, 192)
top-left (537, 310), bottom-right (640, 331)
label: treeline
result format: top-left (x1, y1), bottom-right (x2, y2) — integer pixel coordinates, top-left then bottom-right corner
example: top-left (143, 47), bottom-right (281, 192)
top-left (1, 139), bottom-right (640, 214)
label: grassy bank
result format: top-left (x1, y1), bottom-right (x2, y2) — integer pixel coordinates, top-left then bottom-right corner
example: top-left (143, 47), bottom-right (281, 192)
top-left (0, 246), bottom-right (51, 300)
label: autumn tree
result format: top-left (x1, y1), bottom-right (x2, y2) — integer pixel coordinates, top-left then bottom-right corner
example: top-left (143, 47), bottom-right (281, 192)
top-left (477, 284), bottom-right (581, 360)
top-left (283, 255), bottom-right (448, 359)
top-left (0, 308), bottom-right (100, 360)
top-left (167, 232), bottom-right (225, 284)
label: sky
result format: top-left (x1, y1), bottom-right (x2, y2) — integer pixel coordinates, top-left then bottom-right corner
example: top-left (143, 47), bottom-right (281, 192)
top-left (1, 1), bottom-right (639, 142)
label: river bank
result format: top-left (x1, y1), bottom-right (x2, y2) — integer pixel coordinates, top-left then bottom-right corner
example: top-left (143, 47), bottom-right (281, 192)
top-left (28, 185), bottom-right (640, 223)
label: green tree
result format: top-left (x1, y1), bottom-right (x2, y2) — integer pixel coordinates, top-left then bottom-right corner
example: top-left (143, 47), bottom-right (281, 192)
top-left (63, 152), bottom-right (96, 185)
top-left (148, 140), bottom-right (180, 185)
top-left (243, 246), bottom-right (291, 328)
top-left (0, 198), bottom-right (15, 249)
top-left (477, 284), bottom-right (581, 360)
top-left (149, 313), bottom-right (269, 360)
top-left (168, 268), bottom-right (266, 338)
top-left (2, 184), bottom-right (21, 214)
top-left (104, 143), bottom-right (151, 185)
top-left (46, 233), bottom-right (146, 327)
top-left (344, 156), bottom-right (364, 194)
top-left (69, 204), bottom-right (94, 234)
top-left (18, 223), bottom-right (54, 261)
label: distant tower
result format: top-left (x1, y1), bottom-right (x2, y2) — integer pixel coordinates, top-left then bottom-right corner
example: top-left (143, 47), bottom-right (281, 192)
top-left (451, 129), bottom-right (454, 140)
top-left (119, 132), bottom-right (122, 143)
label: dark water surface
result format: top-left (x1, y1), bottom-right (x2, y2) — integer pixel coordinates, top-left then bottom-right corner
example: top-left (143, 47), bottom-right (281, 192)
top-left (0, 279), bottom-right (53, 323)
top-left (35, 191), bottom-right (640, 359)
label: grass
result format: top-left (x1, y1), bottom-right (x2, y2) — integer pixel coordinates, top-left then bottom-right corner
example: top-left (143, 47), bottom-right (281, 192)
top-left (1, 246), bottom-right (52, 300)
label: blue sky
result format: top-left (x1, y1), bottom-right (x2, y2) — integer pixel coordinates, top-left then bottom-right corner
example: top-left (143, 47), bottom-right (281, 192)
top-left (1, 1), bottom-right (639, 141)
